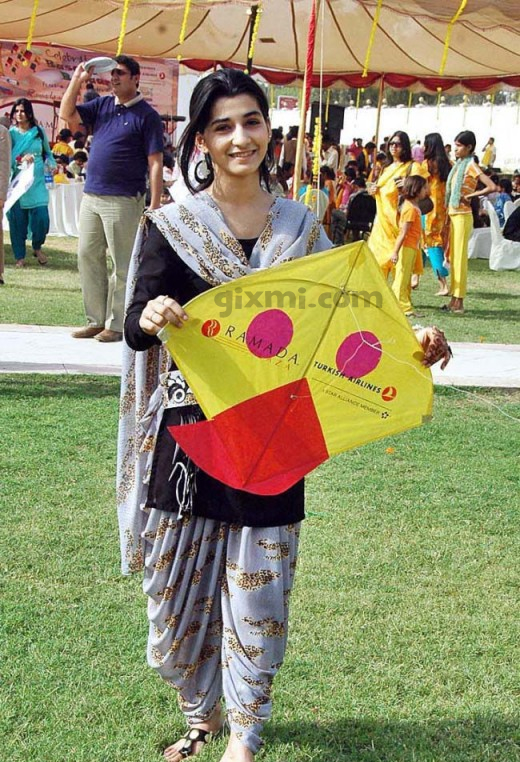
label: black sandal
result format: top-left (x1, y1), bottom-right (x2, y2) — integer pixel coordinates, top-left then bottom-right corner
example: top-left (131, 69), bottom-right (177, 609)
top-left (176, 728), bottom-right (216, 759)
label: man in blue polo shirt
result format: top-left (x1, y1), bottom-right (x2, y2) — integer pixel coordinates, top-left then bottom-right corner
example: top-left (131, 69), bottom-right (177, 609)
top-left (60, 55), bottom-right (163, 342)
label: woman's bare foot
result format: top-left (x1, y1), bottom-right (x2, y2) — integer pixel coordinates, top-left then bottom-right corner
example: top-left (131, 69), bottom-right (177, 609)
top-left (219, 732), bottom-right (254, 762)
top-left (435, 278), bottom-right (449, 296)
top-left (33, 249), bottom-right (48, 266)
top-left (163, 705), bottom-right (223, 762)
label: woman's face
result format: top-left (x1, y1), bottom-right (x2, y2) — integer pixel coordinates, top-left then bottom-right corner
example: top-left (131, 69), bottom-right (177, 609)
top-left (454, 140), bottom-right (473, 159)
top-left (197, 93), bottom-right (270, 182)
top-left (388, 134), bottom-right (403, 162)
top-left (13, 104), bottom-right (29, 125)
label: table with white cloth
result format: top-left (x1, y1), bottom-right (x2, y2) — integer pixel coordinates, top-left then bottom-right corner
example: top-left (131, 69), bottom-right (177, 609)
top-left (47, 181), bottom-right (84, 237)
top-left (2, 181), bottom-right (83, 238)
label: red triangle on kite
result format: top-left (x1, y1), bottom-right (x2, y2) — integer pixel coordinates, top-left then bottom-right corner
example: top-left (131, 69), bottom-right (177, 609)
top-left (168, 378), bottom-right (329, 495)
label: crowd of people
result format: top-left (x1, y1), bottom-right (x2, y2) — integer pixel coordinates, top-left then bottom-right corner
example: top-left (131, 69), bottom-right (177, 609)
top-left (259, 127), bottom-right (515, 316)
top-left (3, 87), bottom-right (517, 318)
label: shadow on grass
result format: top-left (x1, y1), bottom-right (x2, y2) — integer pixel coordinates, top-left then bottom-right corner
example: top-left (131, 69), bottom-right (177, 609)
top-left (4, 244), bottom-right (78, 272)
top-left (270, 716), bottom-right (520, 761)
top-left (0, 375), bottom-right (119, 399)
top-left (470, 292), bottom-right (520, 301)
top-left (12, 284), bottom-right (82, 293)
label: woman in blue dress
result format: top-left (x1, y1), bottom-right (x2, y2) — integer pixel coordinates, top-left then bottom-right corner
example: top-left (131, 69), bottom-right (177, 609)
top-left (8, 98), bottom-right (55, 267)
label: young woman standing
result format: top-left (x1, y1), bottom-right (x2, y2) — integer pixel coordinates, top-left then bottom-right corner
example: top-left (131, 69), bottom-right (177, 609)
top-left (422, 132), bottom-right (452, 296)
top-left (7, 98), bottom-right (55, 267)
top-left (118, 70), bottom-right (452, 762)
top-left (367, 130), bottom-right (426, 279)
top-left (443, 131), bottom-right (497, 313)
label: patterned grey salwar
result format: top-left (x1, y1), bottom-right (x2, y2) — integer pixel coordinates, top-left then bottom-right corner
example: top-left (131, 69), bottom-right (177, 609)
top-left (143, 510), bottom-right (300, 753)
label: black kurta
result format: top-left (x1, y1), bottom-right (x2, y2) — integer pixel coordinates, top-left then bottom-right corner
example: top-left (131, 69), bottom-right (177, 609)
top-left (124, 223), bottom-right (304, 527)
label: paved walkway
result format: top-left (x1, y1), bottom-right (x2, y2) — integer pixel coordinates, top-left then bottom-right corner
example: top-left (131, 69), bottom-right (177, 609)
top-left (1, 324), bottom-right (520, 387)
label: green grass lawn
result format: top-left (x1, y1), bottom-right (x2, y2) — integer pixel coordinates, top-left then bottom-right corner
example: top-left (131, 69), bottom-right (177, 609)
top-left (1, 375), bottom-right (519, 761)
top-left (1, 236), bottom-right (519, 344)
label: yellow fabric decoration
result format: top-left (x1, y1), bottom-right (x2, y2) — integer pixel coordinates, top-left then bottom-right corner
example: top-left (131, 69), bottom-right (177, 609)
top-left (438, 0), bottom-right (468, 75)
top-left (362, 0), bottom-right (383, 78)
top-left (116, 0), bottom-right (131, 56)
top-left (25, 0), bottom-right (39, 61)
top-left (356, 87), bottom-right (364, 113)
top-left (325, 88), bottom-right (330, 123)
top-left (247, 3), bottom-right (263, 63)
top-left (303, 116), bottom-right (322, 208)
top-left (179, 0), bottom-right (192, 46)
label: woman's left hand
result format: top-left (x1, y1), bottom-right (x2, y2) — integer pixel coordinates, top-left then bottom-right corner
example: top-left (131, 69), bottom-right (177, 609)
top-left (22, 154), bottom-right (34, 165)
top-left (415, 326), bottom-right (452, 370)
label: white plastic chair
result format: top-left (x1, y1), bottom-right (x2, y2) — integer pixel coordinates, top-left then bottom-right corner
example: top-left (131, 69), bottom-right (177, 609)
top-left (503, 199), bottom-right (515, 221)
top-left (484, 199), bottom-right (520, 270)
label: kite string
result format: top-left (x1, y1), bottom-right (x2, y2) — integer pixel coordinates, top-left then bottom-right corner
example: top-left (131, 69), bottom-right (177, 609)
top-left (343, 296), bottom-right (520, 423)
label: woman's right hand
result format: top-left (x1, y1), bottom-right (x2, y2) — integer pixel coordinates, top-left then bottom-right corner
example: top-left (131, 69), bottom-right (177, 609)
top-left (139, 295), bottom-right (188, 336)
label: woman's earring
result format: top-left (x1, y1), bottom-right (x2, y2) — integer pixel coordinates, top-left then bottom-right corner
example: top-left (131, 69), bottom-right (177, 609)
top-left (194, 153), bottom-right (213, 183)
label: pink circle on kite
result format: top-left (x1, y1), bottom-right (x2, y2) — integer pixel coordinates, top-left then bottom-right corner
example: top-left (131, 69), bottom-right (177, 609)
top-left (246, 309), bottom-right (294, 359)
top-left (336, 331), bottom-right (382, 378)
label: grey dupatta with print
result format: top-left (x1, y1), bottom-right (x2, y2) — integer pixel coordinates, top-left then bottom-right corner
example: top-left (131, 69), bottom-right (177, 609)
top-left (116, 191), bottom-right (330, 575)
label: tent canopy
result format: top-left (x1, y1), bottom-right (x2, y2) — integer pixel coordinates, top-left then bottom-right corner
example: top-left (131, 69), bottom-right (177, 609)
top-left (2, 0), bottom-right (520, 92)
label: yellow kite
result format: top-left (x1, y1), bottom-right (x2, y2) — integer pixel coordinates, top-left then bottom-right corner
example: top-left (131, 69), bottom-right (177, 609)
top-left (160, 241), bottom-right (432, 494)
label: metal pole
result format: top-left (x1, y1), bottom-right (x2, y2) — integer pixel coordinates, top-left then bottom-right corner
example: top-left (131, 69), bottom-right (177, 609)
top-left (374, 75), bottom-right (384, 149)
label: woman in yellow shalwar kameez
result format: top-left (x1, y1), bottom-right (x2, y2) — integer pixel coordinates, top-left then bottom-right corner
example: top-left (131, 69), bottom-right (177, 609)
top-left (421, 132), bottom-right (452, 296)
top-left (367, 131), bottom-right (427, 279)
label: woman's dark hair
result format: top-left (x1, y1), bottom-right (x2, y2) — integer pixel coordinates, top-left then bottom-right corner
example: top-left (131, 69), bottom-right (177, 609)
top-left (10, 98), bottom-right (36, 128)
top-left (454, 130), bottom-right (476, 153)
top-left (385, 130), bottom-right (412, 165)
top-left (163, 152), bottom-right (174, 170)
top-left (320, 165), bottom-right (336, 181)
top-left (499, 178), bottom-right (512, 195)
top-left (178, 68), bottom-right (273, 194)
top-left (402, 174), bottom-right (427, 200)
top-left (345, 167), bottom-right (357, 181)
top-left (424, 132), bottom-right (451, 182)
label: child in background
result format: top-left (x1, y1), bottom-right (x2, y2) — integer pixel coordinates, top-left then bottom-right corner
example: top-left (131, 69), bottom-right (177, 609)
top-left (494, 177), bottom-right (512, 227)
top-left (390, 175), bottom-right (429, 317)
